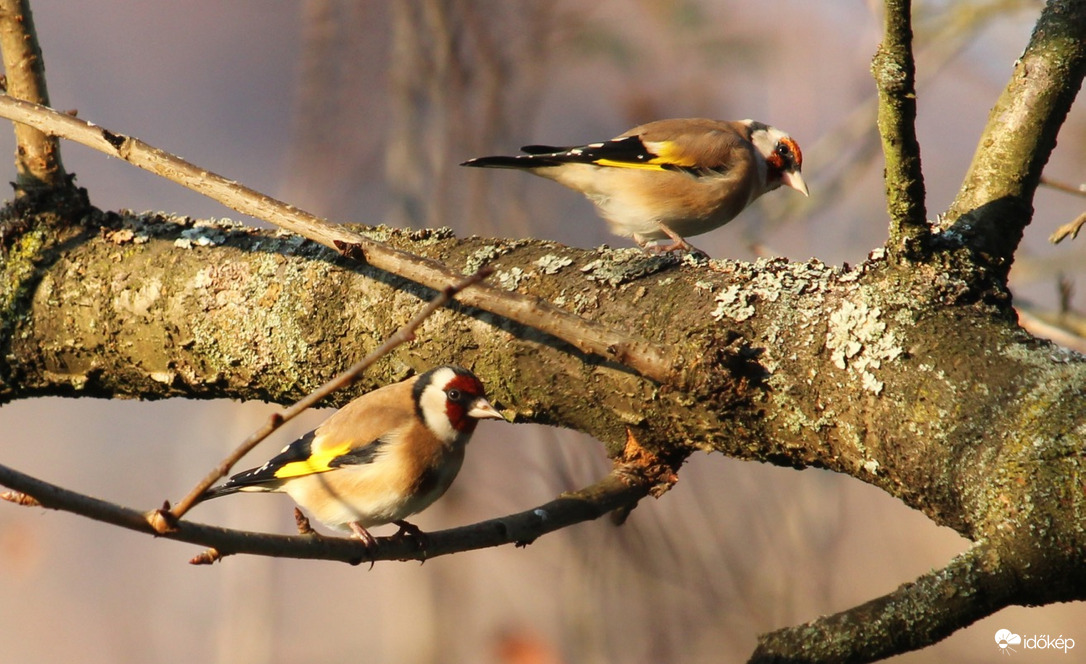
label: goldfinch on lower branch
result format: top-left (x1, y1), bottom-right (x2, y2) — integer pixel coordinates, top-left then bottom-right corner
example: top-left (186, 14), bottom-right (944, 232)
top-left (199, 366), bottom-right (504, 546)
top-left (461, 118), bottom-right (809, 253)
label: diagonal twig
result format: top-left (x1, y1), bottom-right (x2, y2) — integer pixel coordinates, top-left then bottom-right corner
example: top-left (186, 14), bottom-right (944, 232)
top-left (0, 94), bottom-right (679, 385)
top-left (1040, 175), bottom-right (1086, 199)
top-left (162, 264), bottom-right (495, 526)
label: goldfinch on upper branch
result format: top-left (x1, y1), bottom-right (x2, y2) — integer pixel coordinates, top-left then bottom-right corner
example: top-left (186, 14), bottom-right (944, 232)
top-left (461, 118), bottom-right (808, 253)
top-left (199, 365), bottom-right (504, 546)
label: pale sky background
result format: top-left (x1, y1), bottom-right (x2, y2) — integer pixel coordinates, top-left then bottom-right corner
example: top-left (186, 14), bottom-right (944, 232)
top-left (1, 2), bottom-right (1084, 663)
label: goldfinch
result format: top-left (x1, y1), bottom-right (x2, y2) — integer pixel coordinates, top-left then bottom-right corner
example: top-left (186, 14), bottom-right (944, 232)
top-left (199, 365), bottom-right (504, 546)
top-left (462, 118), bottom-right (809, 253)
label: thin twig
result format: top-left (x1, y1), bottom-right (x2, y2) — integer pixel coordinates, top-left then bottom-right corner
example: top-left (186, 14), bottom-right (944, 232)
top-left (1050, 211), bottom-right (1086, 245)
top-left (0, 94), bottom-right (679, 385)
top-left (165, 265), bottom-right (494, 524)
top-left (1016, 306), bottom-right (1086, 354)
top-left (1040, 175), bottom-right (1086, 198)
top-left (871, 0), bottom-right (928, 246)
top-left (0, 457), bottom-right (650, 565)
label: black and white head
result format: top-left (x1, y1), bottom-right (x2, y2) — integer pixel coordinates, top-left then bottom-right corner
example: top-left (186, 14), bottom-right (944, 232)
top-left (743, 120), bottom-right (809, 197)
top-left (412, 365), bottom-right (503, 443)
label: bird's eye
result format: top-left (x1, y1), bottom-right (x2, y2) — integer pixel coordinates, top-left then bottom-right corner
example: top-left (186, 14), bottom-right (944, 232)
top-left (446, 389), bottom-right (462, 402)
top-left (776, 143), bottom-right (791, 157)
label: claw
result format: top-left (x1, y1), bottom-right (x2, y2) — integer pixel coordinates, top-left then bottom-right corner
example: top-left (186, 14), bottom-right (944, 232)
top-left (391, 519), bottom-right (430, 563)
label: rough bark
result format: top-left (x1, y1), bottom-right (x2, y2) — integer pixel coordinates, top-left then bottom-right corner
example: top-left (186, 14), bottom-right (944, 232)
top-left (2, 1), bottom-right (1086, 661)
top-left (4, 209), bottom-right (1084, 542)
top-left (3, 203), bottom-right (1086, 664)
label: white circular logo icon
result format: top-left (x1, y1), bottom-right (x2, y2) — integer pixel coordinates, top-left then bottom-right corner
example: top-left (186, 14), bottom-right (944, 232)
top-left (995, 629), bottom-right (1022, 655)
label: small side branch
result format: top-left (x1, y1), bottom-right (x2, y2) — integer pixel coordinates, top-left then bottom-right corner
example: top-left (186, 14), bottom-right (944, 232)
top-left (943, 0), bottom-right (1086, 267)
top-left (0, 0), bottom-right (66, 190)
top-left (871, 0), bottom-right (928, 251)
top-left (750, 543), bottom-right (1012, 663)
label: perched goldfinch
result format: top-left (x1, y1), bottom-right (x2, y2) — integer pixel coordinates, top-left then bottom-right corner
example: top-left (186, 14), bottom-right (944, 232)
top-left (462, 118), bottom-right (809, 253)
top-left (200, 365), bottom-right (503, 545)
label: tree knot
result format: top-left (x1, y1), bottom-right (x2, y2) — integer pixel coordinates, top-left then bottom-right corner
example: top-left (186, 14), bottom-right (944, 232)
top-left (614, 428), bottom-right (681, 499)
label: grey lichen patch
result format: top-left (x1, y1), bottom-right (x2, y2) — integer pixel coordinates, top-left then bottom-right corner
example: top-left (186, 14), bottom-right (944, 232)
top-left (535, 254), bottom-right (573, 275)
top-left (463, 244), bottom-right (507, 275)
top-left (712, 285), bottom-right (756, 322)
top-left (709, 257), bottom-right (840, 304)
top-left (580, 249), bottom-right (677, 287)
top-left (350, 224), bottom-right (457, 246)
top-left (110, 211), bottom-right (265, 250)
top-left (177, 223), bottom-right (227, 248)
top-left (825, 299), bottom-right (903, 394)
top-left (496, 267), bottom-right (528, 291)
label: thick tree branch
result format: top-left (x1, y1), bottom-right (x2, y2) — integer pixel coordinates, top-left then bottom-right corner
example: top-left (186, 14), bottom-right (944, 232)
top-left (0, 94), bottom-right (680, 384)
top-left (3, 3), bottom-right (1086, 660)
top-left (751, 543), bottom-right (1014, 663)
top-left (0, 0), bottom-right (65, 191)
top-left (871, 0), bottom-right (928, 251)
top-left (943, 0), bottom-right (1086, 268)
top-left (5, 198), bottom-right (1086, 661)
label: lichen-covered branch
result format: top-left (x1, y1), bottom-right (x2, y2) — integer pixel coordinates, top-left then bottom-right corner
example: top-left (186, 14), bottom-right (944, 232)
top-left (3, 208), bottom-right (1086, 660)
top-left (751, 543), bottom-right (1015, 663)
top-left (871, 0), bottom-right (928, 251)
top-left (942, 0), bottom-right (1086, 269)
top-left (0, 94), bottom-right (679, 384)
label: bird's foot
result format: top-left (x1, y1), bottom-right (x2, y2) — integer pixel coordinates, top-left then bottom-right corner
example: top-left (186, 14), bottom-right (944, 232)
top-left (636, 230), bottom-right (709, 259)
top-left (348, 521), bottom-right (380, 569)
top-left (642, 240), bottom-right (709, 260)
top-left (391, 519), bottom-right (430, 563)
top-left (348, 521), bottom-right (379, 546)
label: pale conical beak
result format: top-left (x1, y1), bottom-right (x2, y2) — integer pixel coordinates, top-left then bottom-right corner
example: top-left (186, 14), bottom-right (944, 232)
top-left (782, 170), bottom-right (809, 197)
top-left (468, 398), bottom-right (505, 421)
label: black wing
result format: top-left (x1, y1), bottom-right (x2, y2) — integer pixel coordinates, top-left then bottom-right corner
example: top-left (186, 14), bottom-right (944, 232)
top-left (202, 432), bottom-right (388, 499)
top-left (461, 136), bottom-right (663, 170)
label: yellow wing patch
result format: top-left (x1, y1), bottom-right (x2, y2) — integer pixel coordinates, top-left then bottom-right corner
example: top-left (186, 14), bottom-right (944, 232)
top-left (643, 140), bottom-right (698, 168)
top-left (592, 140), bottom-right (697, 171)
top-left (593, 158), bottom-right (669, 171)
top-left (273, 442), bottom-right (351, 479)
